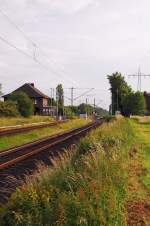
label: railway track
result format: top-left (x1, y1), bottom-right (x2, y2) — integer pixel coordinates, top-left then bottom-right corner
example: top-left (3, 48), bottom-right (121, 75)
top-left (0, 120), bottom-right (101, 205)
top-left (0, 120), bottom-right (67, 137)
top-left (0, 121), bottom-right (100, 171)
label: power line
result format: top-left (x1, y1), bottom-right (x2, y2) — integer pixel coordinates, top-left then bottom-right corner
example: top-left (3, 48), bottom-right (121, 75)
top-left (0, 34), bottom-right (78, 86)
top-left (0, 9), bottom-right (36, 46)
top-left (74, 88), bottom-right (94, 101)
top-left (0, 8), bottom-right (80, 87)
top-left (0, 35), bottom-right (32, 59)
top-left (64, 87), bottom-right (94, 106)
top-left (128, 67), bottom-right (150, 91)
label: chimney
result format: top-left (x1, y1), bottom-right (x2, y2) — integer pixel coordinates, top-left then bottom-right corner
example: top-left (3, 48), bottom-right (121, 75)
top-left (30, 83), bottom-right (34, 87)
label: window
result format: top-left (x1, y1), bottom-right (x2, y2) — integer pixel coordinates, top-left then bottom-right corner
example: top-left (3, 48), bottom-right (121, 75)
top-left (34, 99), bottom-right (37, 104)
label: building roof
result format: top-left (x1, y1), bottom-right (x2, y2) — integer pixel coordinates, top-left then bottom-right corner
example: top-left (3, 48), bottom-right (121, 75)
top-left (3, 83), bottom-right (49, 99)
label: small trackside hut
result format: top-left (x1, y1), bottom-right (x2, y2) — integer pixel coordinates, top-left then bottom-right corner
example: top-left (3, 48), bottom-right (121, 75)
top-left (3, 83), bottom-right (56, 116)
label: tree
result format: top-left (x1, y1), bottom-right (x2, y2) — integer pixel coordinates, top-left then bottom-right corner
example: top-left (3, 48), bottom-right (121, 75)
top-left (78, 103), bottom-right (93, 115)
top-left (9, 91), bottom-right (34, 117)
top-left (56, 84), bottom-right (64, 116)
top-left (107, 72), bottom-right (132, 115)
top-left (64, 106), bottom-right (75, 119)
top-left (122, 92), bottom-right (146, 116)
top-left (48, 98), bottom-right (56, 106)
top-left (0, 101), bottom-right (19, 117)
top-left (0, 84), bottom-right (3, 98)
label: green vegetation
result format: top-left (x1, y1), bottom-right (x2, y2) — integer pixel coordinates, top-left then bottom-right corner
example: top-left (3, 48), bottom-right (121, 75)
top-left (9, 91), bottom-right (34, 117)
top-left (107, 72), bottom-right (146, 116)
top-left (122, 91), bottom-right (146, 116)
top-left (0, 116), bottom-right (54, 128)
top-left (0, 101), bottom-right (19, 117)
top-left (56, 84), bottom-right (64, 116)
top-left (1, 118), bottom-right (150, 225)
top-left (0, 119), bottom-right (90, 152)
top-left (0, 118), bottom-right (133, 225)
top-left (65, 104), bottom-right (108, 118)
top-left (0, 83), bottom-right (2, 97)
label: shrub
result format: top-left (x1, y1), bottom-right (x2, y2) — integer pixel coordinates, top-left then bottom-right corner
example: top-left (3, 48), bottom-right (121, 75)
top-left (9, 91), bottom-right (34, 117)
top-left (0, 101), bottom-right (19, 117)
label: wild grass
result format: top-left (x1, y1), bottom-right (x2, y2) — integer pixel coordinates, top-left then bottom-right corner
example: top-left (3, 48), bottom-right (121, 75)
top-left (0, 116), bottom-right (54, 128)
top-left (131, 115), bottom-right (150, 124)
top-left (129, 119), bottom-right (150, 193)
top-left (0, 119), bottom-right (90, 152)
top-left (0, 118), bottom-right (134, 226)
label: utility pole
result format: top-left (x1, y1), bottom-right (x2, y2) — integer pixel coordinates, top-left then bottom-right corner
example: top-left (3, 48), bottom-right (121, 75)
top-left (65, 87), bottom-right (94, 107)
top-left (52, 88), bottom-right (55, 106)
top-left (86, 98), bottom-right (88, 117)
top-left (56, 89), bottom-right (58, 120)
top-left (71, 87), bottom-right (74, 106)
top-left (94, 98), bottom-right (96, 111)
top-left (128, 67), bottom-right (150, 91)
top-left (50, 88), bottom-right (52, 108)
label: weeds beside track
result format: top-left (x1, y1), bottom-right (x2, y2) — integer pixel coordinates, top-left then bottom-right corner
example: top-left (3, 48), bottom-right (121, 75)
top-left (0, 121), bottom-right (100, 205)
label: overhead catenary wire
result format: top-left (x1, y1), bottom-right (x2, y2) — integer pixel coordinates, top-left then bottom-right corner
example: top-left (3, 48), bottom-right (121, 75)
top-left (0, 8), bottom-right (80, 87)
top-left (0, 34), bottom-right (78, 86)
top-left (0, 9), bottom-right (36, 46)
top-left (0, 8), bottom-right (104, 107)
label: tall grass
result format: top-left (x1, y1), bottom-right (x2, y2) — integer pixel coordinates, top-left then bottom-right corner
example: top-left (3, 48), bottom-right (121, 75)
top-left (0, 118), bottom-right (134, 226)
top-left (0, 116), bottom-right (54, 128)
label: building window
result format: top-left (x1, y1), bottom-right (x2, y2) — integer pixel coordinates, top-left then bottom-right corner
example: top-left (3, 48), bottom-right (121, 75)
top-left (34, 99), bottom-right (37, 104)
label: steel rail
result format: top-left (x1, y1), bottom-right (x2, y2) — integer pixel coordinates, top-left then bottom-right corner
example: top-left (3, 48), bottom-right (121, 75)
top-left (0, 122), bottom-right (99, 171)
top-left (0, 120), bottom-right (67, 137)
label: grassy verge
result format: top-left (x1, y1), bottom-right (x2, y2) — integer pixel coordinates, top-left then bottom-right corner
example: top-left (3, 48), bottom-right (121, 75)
top-left (0, 118), bottom-right (134, 226)
top-left (0, 119), bottom-right (91, 152)
top-left (0, 116), bottom-right (54, 128)
top-left (0, 118), bottom-right (149, 226)
top-left (126, 119), bottom-right (150, 225)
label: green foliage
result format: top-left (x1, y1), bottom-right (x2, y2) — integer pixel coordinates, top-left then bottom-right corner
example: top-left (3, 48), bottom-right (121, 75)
top-left (48, 97), bottom-right (56, 106)
top-left (102, 115), bottom-right (116, 123)
top-left (0, 84), bottom-right (3, 97)
top-left (64, 106), bottom-right (75, 119)
top-left (68, 104), bottom-right (108, 117)
top-left (56, 84), bottom-right (64, 116)
top-left (0, 119), bottom-right (134, 226)
top-left (122, 92), bottom-right (146, 116)
top-left (9, 91), bottom-right (34, 117)
top-left (107, 72), bottom-right (132, 115)
top-left (0, 101), bottom-right (19, 117)
top-left (78, 103), bottom-right (92, 114)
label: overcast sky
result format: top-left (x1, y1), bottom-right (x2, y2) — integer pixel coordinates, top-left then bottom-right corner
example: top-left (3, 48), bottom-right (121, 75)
top-left (1, 0), bottom-right (150, 109)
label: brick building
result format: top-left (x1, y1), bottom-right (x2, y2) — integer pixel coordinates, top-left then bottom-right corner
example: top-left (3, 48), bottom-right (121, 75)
top-left (3, 83), bottom-right (56, 116)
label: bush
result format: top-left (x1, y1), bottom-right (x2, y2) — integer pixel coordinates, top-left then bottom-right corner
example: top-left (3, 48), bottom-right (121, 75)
top-left (0, 101), bottom-right (19, 117)
top-left (9, 91), bottom-right (34, 117)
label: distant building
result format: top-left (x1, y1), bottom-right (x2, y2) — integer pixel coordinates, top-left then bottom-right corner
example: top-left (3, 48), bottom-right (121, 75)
top-left (3, 83), bottom-right (56, 116)
top-left (144, 92), bottom-right (150, 114)
top-left (80, 113), bottom-right (88, 120)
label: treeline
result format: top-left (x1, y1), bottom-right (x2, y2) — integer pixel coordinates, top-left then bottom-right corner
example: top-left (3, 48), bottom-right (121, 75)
top-left (107, 72), bottom-right (146, 116)
top-left (64, 104), bottom-right (108, 118)
top-left (0, 84), bottom-right (108, 118)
